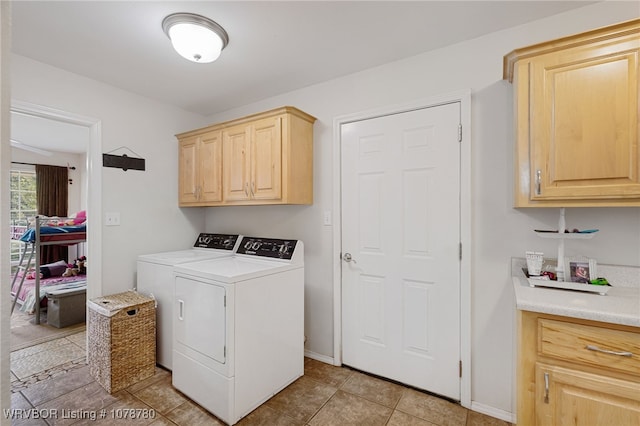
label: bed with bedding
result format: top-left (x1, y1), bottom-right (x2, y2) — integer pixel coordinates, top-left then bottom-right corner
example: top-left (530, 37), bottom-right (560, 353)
top-left (10, 214), bottom-right (87, 323)
top-left (11, 271), bottom-right (87, 314)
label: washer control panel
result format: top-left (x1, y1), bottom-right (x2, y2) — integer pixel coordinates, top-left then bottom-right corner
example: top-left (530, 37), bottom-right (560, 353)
top-left (237, 237), bottom-right (298, 260)
top-left (194, 233), bottom-right (240, 250)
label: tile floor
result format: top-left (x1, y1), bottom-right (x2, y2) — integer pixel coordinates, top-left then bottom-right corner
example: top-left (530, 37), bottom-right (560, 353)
top-left (10, 328), bottom-right (512, 426)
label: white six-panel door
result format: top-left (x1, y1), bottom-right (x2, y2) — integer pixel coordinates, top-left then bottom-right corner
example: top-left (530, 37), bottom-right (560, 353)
top-left (341, 102), bottom-right (461, 400)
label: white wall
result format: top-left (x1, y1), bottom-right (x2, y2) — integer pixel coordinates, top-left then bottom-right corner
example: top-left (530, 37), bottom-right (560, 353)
top-left (4, 1), bottom-right (639, 419)
top-left (10, 55), bottom-right (208, 292)
top-left (201, 2), bottom-right (640, 419)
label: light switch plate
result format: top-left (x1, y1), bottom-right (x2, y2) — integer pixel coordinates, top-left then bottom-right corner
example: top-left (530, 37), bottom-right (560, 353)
top-left (105, 212), bottom-right (120, 226)
top-left (323, 211), bottom-right (332, 226)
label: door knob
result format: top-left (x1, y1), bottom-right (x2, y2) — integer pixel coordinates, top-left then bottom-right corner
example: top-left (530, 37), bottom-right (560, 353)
top-left (342, 253), bottom-right (357, 263)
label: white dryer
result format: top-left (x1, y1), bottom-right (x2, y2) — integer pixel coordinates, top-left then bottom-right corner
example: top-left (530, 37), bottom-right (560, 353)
top-left (172, 236), bottom-right (304, 425)
top-left (136, 233), bottom-right (241, 370)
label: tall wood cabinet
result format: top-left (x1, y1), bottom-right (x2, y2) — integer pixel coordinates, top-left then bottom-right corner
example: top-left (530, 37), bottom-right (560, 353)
top-left (177, 106), bottom-right (316, 207)
top-left (517, 311), bottom-right (640, 425)
top-left (504, 19), bottom-right (640, 207)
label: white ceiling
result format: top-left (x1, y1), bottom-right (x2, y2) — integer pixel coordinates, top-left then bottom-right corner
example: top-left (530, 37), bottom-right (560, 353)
top-left (11, 111), bottom-right (90, 155)
top-left (10, 1), bottom-right (597, 153)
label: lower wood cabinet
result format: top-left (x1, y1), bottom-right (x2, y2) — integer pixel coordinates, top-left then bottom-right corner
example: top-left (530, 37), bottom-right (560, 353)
top-left (517, 311), bottom-right (640, 425)
top-left (534, 363), bottom-right (640, 425)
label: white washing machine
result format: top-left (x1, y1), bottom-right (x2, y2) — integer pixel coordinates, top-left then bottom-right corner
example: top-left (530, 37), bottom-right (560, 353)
top-left (172, 236), bottom-right (304, 425)
top-left (136, 233), bottom-right (241, 370)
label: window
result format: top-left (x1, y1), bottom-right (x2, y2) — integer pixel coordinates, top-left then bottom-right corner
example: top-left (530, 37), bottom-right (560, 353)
top-left (10, 167), bottom-right (37, 266)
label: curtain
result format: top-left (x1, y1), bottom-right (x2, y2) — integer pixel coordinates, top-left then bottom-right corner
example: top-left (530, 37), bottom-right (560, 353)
top-left (36, 165), bottom-right (68, 264)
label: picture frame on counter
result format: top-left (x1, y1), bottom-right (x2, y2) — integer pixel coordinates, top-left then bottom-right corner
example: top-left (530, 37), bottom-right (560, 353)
top-left (565, 256), bottom-right (597, 283)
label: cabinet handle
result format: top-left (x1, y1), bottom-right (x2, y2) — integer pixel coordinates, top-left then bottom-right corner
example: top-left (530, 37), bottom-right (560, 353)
top-left (585, 344), bottom-right (633, 357)
top-left (244, 182), bottom-right (249, 196)
top-left (543, 372), bottom-right (549, 403)
top-left (251, 182), bottom-right (255, 196)
top-left (535, 170), bottom-right (542, 195)
top-left (178, 299), bottom-right (184, 321)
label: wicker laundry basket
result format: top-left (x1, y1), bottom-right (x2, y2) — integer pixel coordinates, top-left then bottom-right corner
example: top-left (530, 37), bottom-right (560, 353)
top-left (88, 291), bottom-right (156, 393)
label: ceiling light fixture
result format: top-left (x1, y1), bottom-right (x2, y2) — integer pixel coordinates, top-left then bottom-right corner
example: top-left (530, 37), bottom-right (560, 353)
top-left (162, 12), bottom-right (229, 63)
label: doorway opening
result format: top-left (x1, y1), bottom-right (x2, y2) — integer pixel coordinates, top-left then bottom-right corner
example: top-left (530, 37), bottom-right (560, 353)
top-left (7, 101), bottom-right (102, 344)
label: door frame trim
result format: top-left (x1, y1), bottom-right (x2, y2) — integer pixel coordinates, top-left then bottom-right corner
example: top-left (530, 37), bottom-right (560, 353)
top-left (10, 100), bottom-right (103, 302)
top-left (331, 90), bottom-right (471, 408)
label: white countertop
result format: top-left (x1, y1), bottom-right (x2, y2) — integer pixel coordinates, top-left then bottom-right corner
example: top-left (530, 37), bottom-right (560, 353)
top-left (513, 276), bottom-right (640, 327)
top-left (512, 259), bottom-right (640, 328)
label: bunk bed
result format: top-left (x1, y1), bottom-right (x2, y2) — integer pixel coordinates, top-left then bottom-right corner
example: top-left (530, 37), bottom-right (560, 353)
top-left (10, 215), bottom-right (87, 324)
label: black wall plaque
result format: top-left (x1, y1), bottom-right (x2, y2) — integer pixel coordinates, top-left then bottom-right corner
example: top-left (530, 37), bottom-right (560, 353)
top-left (102, 153), bottom-right (145, 171)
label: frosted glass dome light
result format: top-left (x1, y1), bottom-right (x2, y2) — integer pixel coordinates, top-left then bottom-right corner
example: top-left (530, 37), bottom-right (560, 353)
top-left (162, 13), bottom-right (229, 63)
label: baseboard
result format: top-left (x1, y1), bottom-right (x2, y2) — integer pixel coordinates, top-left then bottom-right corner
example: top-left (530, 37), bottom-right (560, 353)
top-left (303, 349), bottom-right (335, 365)
top-left (470, 401), bottom-right (515, 423)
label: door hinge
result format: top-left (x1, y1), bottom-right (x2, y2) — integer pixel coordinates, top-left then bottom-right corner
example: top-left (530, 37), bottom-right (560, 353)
top-left (459, 360), bottom-right (462, 378)
top-left (459, 242), bottom-right (462, 260)
top-left (458, 124), bottom-right (462, 143)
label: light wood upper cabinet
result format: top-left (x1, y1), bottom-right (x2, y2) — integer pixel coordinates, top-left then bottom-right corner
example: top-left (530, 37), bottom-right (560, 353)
top-left (177, 106), bottom-right (315, 207)
top-left (222, 116), bottom-right (283, 202)
top-left (504, 19), bottom-right (640, 207)
top-left (517, 311), bottom-right (640, 426)
top-left (178, 131), bottom-right (223, 205)
top-left (221, 123), bottom-right (251, 202)
top-left (178, 136), bottom-right (198, 204)
top-left (251, 116), bottom-right (283, 200)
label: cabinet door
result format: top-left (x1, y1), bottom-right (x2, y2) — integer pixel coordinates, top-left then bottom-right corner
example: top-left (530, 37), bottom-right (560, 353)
top-left (530, 37), bottom-right (640, 200)
top-left (251, 116), bottom-right (282, 200)
top-left (199, 131), bottom-right (223, 203)
top-left (535, 363), bottom-right (640, 426)
top-left (223, 124), bottom-right (251, 201)
top-left (178, 136), bottom-right (199, 204)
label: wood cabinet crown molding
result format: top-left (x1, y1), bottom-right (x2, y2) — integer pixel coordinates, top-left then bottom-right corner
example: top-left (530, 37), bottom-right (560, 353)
top-left (504, 18), bottom-right (640, 82)
top-left (177, 106), bottom-right (316, 207)
top-left (504, 19), bottom-right (640, 207)
top-left (176, 106), bottom-right (316, 139)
